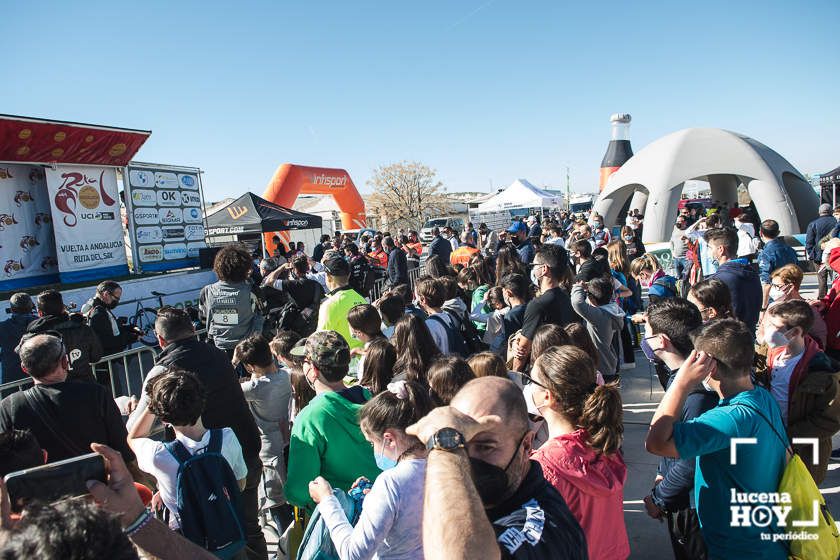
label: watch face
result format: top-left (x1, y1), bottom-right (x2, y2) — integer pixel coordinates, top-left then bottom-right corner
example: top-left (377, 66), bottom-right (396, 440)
top-left (436, 427), bottom-right (464, 449)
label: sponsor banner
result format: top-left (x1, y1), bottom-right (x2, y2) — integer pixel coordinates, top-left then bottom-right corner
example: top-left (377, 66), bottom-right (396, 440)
top-left (162, 226), bottom-right (184, 241)
top-left (163, 242), bottom-right (187, 260)
top-left (159, 208), bottom-right (183, 224)
top-left (181, 191), bottom-right (202, 206)
top-left (183, 207), bottom-right (203, 223)
top-left (157, 190), bottom-right (181, 206)
top-left (125, 163), bottom-right (205, 272)
top-left (184, 224), bottom-right (205, 241)
top-left (135, 226), bottom-right (163, 244)
top-left (133, 207), bottom-right (159, 225)
top-left (45, 165), bottom-right (128, 281)
top-left (0, 164), bottom-right (59, 290)
top-left (186, 242), bottom-right (206, 258)
top-left (139, 244), bottom-right (163, 262)
top-left (178, 174), bottom-right (198, 190)
top-left (131, 189), bottom-right (157, 206)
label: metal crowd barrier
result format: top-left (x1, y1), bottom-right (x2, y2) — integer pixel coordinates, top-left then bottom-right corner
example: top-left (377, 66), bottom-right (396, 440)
top-left (0, 328), bottom-right (207, 400)
top-left (368, 264), bottom-right (426, 302)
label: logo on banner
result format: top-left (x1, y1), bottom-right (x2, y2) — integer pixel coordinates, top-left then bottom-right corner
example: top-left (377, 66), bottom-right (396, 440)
top-left (133, 208), bottom-right (158, 225)
top-left (0, 214), bottom-right (19, 231)
top-left (139, 245), bottom-right (163, 262)
top-left (159, 208), bottom-right (183, 225)
top-left (157, 190), bottom-right (181, 206)
top-left (154, 172), bottom-right (178, 189)
top-left (131, 189), bottom-right (157, 207)
top-left (284, 219), bottom-right (309, 228)
top-left (4, 259), bottom-right (23, 276)
top-left (184, 225), bottom-right (205, 241)
top-left (178, 174), bottom-right (198, 190)
top-left (40, 256), bottom-right (57, 270)
top-left (136, 227), bottom-right (164, 244)
top-left (184, 207), bottom-right (202, 223)
top-left (163, 243), bottom-right (188, 260)
top-left (19, 235), bottom-right (40, 253)
top-left (186, 242), bottom-right (206, 258)
top-left (53, 170), bottom-right (116, 227)
top-left (181, 192), bottom-right (201, 206)
top-left (227, 206), bottom-right (248, 220)
top-left (13, 191), bottom-right (33, 207)
top-left (129, 170), bottom-right (154, 187)
top-left (0, 168), bottom-right (14, 180)
top-left (311, 174), bottom-right (347, 188)
top-left (35, 212), bottom-right (51, 227)
top-left (162, 226), bottom-right (185, 241)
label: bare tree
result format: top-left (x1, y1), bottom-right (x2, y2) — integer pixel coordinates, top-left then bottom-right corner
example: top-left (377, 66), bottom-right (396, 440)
top-left (367, 161), bottom-right (451, 230)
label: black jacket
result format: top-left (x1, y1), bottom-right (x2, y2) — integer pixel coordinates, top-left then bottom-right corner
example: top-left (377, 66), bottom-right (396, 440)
top-left (710, 259), bottom-right (762, 333)
top-left (806, 215), bottom-right (837, 263)
top-left (429, 235), bottom-right (452, 263)
top-left (0, 313), bottom-right (36, 384)
top-left (156, 338), bottom-right (261, 460)
top-left (87, 298), bottom-right (134, 355)
top-left (387, 248), bottom-right (408, 286)
top-left (27, 314), bottom-right (103, 382)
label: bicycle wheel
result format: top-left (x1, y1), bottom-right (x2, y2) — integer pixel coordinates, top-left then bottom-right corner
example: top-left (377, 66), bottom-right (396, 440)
top-left (136, 308), bottom-right (160, 346)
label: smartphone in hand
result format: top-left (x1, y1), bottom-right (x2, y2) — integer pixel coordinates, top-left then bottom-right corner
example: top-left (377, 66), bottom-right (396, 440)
top-left (4, 452), bottom-right (106, 512)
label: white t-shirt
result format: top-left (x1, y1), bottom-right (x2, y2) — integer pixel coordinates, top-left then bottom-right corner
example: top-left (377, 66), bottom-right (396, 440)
top-left (770, 350), bottom-right (804, 426)
top-left (133, 427), bottom-right (248, 528)
top-left (425, 312), bottom-right (455, 355)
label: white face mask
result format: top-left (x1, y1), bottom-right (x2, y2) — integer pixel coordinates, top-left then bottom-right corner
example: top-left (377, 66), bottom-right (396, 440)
top-left (530, 264), bottom-right (542, 287)
top-left (764, 327), bottom-right (790, 349)
top-left (768, 286), bottom-right (786, 302)
top-left (523, 382), bottom-right (548, 418)
top-left (701, 374), bottom-right (714, 392)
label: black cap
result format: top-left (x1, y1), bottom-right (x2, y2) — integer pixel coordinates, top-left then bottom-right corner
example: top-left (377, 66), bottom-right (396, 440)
top-left (323, 254), bottom-right (350, 276)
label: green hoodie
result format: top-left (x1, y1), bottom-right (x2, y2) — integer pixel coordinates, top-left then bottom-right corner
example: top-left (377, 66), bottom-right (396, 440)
top-left (285, 389), bottom-right (381, 511)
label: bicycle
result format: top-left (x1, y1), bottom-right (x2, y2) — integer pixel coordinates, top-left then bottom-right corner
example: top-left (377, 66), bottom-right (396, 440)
top-left (126, 291), bottom-right (167, 347)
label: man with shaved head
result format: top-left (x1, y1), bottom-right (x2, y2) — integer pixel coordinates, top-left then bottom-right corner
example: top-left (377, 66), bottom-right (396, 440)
top-left (408, 376), bottom-right (587, 560)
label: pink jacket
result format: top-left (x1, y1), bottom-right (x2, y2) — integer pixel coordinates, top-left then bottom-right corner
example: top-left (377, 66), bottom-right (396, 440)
top-left (532, 429), bottom-right (629, 560)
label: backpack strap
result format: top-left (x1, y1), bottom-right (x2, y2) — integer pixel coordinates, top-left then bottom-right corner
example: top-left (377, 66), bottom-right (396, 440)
top-left (164, 439), bottom-right (193, 465)
top-left (207, 429), bottom-right (222, 454)
top-left (735, 402), bottom-right (793, 455)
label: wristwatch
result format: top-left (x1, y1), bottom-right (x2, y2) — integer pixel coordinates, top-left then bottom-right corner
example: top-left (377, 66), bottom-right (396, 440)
top-left (426, 427), bottom-right (466, 452)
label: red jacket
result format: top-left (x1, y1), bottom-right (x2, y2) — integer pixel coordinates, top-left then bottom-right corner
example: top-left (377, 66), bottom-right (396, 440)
top-left (820, 247), bottom-right (840, 350)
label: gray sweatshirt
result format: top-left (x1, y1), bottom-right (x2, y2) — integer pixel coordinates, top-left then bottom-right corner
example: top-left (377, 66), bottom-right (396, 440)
top-left (200, 281), bottom-right (264, 350)
top-left (570, 285), bottom-right (626, 376)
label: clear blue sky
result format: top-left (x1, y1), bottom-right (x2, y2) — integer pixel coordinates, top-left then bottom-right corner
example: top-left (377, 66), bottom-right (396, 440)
top-left (2, 0), bottom-right (837, 202)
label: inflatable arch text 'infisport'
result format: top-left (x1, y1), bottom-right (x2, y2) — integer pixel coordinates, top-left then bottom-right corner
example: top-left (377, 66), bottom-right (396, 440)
top-left (262, 163), bottom-right (366, 254)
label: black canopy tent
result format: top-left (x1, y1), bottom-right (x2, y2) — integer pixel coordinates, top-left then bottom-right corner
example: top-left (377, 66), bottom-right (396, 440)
top-left (820, 166), bottom-right (840, 208)
top-left (206, 192), bottom-right (322, 237)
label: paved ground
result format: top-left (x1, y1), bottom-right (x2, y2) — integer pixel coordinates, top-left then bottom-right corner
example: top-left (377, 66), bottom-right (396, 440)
top-left (620, 273), bottom-right (840, 559)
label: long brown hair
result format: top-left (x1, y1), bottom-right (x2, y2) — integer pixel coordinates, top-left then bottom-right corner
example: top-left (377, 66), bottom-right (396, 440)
top-left (534, 346), bottom-right (623, 455)
top-left (495, 246), bottom-right (526, 285)
top-left (392, 314), bottom-right (441, 384)
top-left (360, 338), bottom-right (396, 395)
top-left (606, 240), bottom-right (630, 277)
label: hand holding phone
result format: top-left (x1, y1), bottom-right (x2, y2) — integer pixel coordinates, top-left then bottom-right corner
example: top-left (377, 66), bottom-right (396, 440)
top-left (3, 452), bottom-right (106, 513)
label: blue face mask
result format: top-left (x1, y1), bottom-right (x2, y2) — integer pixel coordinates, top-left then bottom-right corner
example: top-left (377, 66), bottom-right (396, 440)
top-left (375, 452), bottom-right (398, 471)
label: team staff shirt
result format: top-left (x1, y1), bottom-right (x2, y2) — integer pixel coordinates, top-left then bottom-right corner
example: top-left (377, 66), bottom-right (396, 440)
top-left (317, 285), bottom-right (367, 350)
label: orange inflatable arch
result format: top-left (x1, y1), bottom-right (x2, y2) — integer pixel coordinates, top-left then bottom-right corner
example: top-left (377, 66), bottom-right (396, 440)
top-left (262, 163), bottom-right (366, 253)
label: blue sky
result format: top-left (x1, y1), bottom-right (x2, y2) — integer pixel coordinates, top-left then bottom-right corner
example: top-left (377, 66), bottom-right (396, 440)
top-left (2, 0), bottom-right (837, 201)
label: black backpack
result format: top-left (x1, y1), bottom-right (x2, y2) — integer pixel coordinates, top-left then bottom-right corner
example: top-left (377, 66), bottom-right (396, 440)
top-left (164, 429), bottom-right (246, 558)
top-left (277, 283), bottom-right (323, 337)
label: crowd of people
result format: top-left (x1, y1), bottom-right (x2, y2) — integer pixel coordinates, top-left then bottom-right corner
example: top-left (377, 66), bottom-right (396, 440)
top-left (0, 201), bottom-right (839, 560)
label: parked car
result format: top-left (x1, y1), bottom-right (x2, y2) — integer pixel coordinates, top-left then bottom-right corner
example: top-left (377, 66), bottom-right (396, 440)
top-left (420, 217), bottom-right (464, 242)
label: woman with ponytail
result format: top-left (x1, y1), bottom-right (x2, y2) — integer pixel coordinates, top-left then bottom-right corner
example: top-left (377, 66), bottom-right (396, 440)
top-left (524, 345), bottom-right (629, 560)
top-left (308, 381), bottom-right (432, 560)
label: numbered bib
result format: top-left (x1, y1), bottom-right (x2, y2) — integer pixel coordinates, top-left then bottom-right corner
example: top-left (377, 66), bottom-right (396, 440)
top-left (214, 310), bottom-right (239, 325)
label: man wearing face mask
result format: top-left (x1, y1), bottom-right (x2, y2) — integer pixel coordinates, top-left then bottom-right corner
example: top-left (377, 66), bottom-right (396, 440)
top-left (705, 227), bottom-right (762, 333)
top-left (86, 280), bottom-right (139, 357)
top-left (507, 221), bottom-right (534, 264)
top-left (591, 218), bottom-right (611, 249)
top-left (286, 331), bottom-right (380, 512)
top-left (513, 244), bottom-right (577, 372)
top-left (642, 299), bottom-right (716, 560)
top-left (758, 300), bottom-right (840, 483)
top-left (407, 376), bottom-right (587, 560)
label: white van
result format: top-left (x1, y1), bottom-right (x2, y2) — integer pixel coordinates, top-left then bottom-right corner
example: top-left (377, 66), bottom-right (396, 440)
top-left (420, 216), bottom-right (464, 243)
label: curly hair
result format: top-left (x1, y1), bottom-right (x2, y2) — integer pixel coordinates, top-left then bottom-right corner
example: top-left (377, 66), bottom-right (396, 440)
top-left (213, 243), bottom-right (253, 283)
top-left (146, 368), bottom-right (207, 427)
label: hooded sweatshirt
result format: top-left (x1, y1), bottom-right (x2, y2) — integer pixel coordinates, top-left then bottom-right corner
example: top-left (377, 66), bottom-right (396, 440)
top-left (570, 285), bottom-right (625, 376)
top-left (710, 259), bottom-right (762, 333)
top-left (26, 314), bottom-right (103, 382)
top-left (285, 388), bottom-right (381, 511)
top-left (532, 429), bottom-right (629, 560)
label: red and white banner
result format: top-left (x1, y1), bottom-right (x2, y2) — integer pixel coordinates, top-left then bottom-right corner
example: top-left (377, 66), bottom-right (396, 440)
top-left (45, 165), bottom-right (128, 281)
top-left (0, 164), bottom-right (58, 288)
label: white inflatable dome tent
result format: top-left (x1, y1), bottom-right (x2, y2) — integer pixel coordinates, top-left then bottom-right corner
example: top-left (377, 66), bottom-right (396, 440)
top-left (592, 128), bottom-right (818, 244)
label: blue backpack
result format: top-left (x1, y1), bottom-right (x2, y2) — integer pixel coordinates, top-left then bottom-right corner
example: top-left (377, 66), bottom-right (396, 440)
top-left (428, 314), bottom-right (470, 357)
top-left (297, 484), bottom-right (369, 560)
top-left (165, 429), bottom-right (247, 559)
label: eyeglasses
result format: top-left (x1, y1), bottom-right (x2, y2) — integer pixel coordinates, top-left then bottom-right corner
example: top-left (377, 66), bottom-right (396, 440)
top-left (520, 372), bottom-right (549, 390)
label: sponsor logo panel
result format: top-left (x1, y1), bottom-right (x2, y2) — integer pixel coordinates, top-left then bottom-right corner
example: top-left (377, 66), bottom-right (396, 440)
top-left (163, 243), bottom-right (188, 260)
top-left (186, 242), bottom-right (206, 258)
top-left (136, 226), bottom-right (163, 244)
top-left (133, 208), bottom-right (159, 225)
top-left (159, 208), bottom-right (183, 225)
top-left (139, 244), bottom-right (163, 262)
top-left (178, 174), bottom-right (198, 190)
top-left (157, 190), bottom-right (181, 206)
top-left (183, 207), bottom-right (203, 223)
top-left (131, 189), bottom-right (157, 207)
top-left (184, 224), bottom-right (205, 241)
top-left (129, 170), bottom-right (154, 187)
top-left (154, 172), bottom-right (178, 189)
top-left (181, 191), bottom-right (202, 206)
top-left (162, 226), bottom-right (185, 241)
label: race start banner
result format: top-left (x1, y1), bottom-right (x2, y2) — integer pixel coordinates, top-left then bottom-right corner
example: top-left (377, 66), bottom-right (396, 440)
top-left (124, 162), bottom-right (206, 272)
top-left (45, 165), bottom-right (129, 283)
top-left (0, 164), bottom-right (59, 290)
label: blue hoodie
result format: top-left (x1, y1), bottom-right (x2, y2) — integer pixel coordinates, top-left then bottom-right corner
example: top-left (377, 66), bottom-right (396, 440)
top-left (710, 258), bottom-right (762, 333)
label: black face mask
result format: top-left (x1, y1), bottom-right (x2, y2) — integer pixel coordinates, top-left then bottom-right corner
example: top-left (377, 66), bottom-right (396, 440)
top-left (470, 433), bottom-right (525, 506)
top-left (107, 297), bottom-right (120, 310)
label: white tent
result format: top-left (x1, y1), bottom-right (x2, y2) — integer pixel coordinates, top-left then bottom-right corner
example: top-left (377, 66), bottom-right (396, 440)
top-left (477, 179), bottom-right (561, 212)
